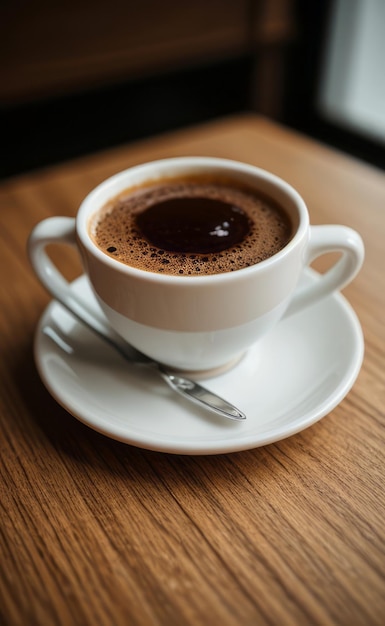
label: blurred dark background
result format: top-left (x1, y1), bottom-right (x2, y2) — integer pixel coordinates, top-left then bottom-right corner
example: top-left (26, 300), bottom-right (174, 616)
top-left (1, 0), bottom-right (384, 179)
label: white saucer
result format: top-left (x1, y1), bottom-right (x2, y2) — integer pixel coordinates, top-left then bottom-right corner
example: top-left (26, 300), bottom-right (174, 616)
top-left (34, 270), bottom-right (364, 455)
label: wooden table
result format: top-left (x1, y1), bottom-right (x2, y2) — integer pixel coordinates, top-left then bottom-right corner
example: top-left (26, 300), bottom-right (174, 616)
top-left (1, 114), bottom-right (384, 626)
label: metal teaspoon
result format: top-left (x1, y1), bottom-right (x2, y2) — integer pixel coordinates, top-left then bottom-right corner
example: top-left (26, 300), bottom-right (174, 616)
top-left (49, 293), bottom-right (246, 422)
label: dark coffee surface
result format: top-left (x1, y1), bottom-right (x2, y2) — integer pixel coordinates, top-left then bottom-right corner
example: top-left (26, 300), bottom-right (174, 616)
top-left (136, 195), bottom-right (251, 254)
top-left (90, 177), bottom-right (293, 275)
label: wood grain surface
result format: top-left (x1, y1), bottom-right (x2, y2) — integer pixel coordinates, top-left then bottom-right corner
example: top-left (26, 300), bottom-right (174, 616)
top-left (0, 114), bottom-right (384, 626)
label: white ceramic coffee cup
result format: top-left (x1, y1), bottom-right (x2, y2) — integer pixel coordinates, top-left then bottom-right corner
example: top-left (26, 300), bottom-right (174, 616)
top-left (28, 157), bottom-right (364, 374)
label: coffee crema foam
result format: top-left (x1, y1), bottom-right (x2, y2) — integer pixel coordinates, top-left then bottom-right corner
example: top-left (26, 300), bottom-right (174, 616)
top-left (90, 178), bottom-right (293, 276)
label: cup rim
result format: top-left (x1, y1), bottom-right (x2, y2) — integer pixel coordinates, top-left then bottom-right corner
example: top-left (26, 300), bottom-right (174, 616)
top-left (76, 157), bottom-right (309, 283)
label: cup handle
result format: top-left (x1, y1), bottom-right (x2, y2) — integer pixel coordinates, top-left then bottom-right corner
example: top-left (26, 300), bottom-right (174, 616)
top-left (284, 225), bottom-right (364, 317)
top-left (28, 216), bottom-right (112, 335)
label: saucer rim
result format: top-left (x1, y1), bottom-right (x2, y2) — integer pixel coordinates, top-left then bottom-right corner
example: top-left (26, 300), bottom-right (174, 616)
top-left (33, 270), bottom-right (364, 455)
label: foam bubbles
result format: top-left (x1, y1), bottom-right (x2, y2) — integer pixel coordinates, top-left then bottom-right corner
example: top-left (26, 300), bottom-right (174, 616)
top-left (91, 180), bottom-right (292, 275)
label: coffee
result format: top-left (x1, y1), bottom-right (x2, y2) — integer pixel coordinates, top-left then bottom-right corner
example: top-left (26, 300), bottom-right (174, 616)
top-left (90, 176), bottom-right (293, 276)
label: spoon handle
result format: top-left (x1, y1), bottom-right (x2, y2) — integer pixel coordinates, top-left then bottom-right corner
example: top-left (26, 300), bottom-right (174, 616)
top-left (157, 369), bottom-right (246, 421)
top-left (52, 291), bottom-right (246, 422)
